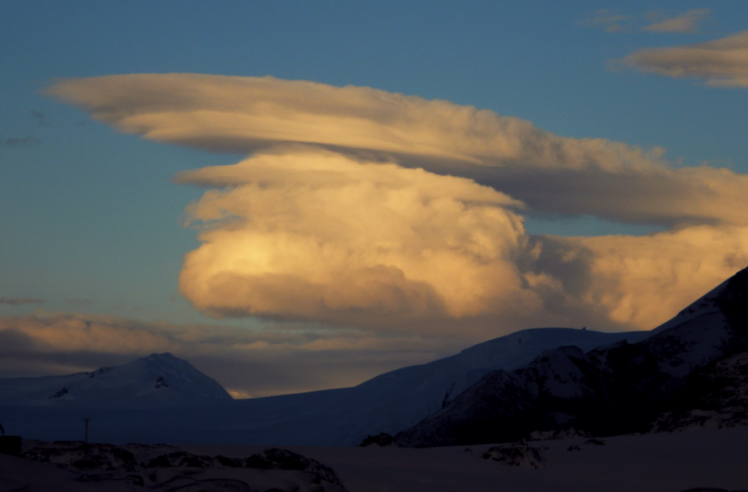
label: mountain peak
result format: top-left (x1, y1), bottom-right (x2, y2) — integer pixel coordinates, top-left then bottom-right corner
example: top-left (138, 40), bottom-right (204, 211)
top-left (142, 352), bottom-right (180, 365)
top-left (0, 353), bottom-right (232, 408)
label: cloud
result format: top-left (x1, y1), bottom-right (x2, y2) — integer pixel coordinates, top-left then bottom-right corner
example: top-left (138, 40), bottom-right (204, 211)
top-left (1, 135), bottom-right (41, 148)
top-left (176, 147), bottom-right (748, 331)
top-left (66, 299), bottom-right (92, 307)
top-left (578, 9), bottom-right (709, 35)
top-left (0, 313), bottom-right (457, 397)
top-left (31, 110), bottom-right (48, 127)
top-left (571, 224), bottom-right (748, 328)
top-left (577, 10), bottom-right (631, 33)
top-left (177, 147), bottom-right (536, 330)
top-left (0, 298), bottom-right (45, 306)
top-left (622, 31), bottom-right (748, 88)
top-left (643, 9), bottom-right (710, 34)
top-left (45, 74), bottom-right (748, 333)
top-left (45, 74), bottom-right (748, 228)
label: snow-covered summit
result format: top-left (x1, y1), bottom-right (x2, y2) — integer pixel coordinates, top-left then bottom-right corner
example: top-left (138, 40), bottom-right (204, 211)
top-left (346, 327), bottom-right (646, 435)
top-left (650, 278), bottom-right (730, 334)
top-left (0, 353), bottom-right (232, 408)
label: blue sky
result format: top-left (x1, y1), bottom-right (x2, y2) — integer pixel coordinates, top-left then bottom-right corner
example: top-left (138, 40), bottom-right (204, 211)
top-left (1, 1), bottom-right (746, 395)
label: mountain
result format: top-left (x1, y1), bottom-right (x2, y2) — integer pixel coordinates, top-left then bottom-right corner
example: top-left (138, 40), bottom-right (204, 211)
top-left (0, 329), bottom-right (646, 445)
top-left (0, 353), bottom-right (232, 408)
top-left (316, 327), bottom-right (646, 443)
top-left (215, 327), bottom-right (646, 446)
top-left (6, 266), bottom-right (745, 447)
top-left (653, 352), bottom-right (748, 432)
top-left (12, 267), bottom-right (746, 446)
top-left (396, 267), bottom-right (748, 447)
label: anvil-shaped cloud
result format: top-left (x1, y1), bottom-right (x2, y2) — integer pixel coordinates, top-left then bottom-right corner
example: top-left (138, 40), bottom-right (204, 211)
top-left (46, 75), bottom-right (748, 332)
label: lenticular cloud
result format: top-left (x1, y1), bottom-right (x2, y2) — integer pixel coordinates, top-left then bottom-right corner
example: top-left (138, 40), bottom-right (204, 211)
top-left (46, 74), bottom-right (748, 332)
top-left (623, 31), bottom-right (748, 88)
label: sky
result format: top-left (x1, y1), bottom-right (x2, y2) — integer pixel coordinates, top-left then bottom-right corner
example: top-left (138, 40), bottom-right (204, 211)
top-left (1, 1), bottom-right (747, 398)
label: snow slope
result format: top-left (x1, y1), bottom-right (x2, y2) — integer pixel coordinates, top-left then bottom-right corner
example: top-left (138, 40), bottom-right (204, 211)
top-left (4, 426), bottom-right (748, 492)
top-left (333, 327), bottom-right (646, 442)
top-left (397, 267), bottom-right (748, 447)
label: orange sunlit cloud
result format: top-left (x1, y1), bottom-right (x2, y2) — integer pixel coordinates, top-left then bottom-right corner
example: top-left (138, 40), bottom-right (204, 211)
top-left (45, 74), bottom-right (748, 333)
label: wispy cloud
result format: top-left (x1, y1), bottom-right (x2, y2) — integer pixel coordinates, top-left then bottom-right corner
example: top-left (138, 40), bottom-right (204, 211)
top-left (622, 31), bottom-right (748, 88)
top-left (579, 8), bottom-right (710, 34)
top-left (66, 299), bottom-right (92, 307)
top-left (643, 9), bottom-right (710, 34)
top-left (1, 135), bottom-right (41, 148)
top-left (31, 110), bottom-right (48, 127)
top-left (0, 298), bottom-right (45, 306)
top-left (45, 74), bottom-right (748, 333)
top-left (577, 10), bottom-right (632, 33)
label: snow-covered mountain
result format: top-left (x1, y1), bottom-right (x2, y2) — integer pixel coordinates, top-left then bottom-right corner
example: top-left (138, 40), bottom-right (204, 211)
top-left (0, 329), bottom-right (646, 445)
top-left (0, 353), bottom-right (232, 408)
top-left (8, 267), bottom-right (746, 446)
top-left (396, 267), bottom-right (748, 447)
top-left (324, 327), bottom-right (646, 442)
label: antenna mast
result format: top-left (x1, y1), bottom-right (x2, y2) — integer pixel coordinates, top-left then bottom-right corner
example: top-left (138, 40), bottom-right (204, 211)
top-left (83, 418), bottom-right (92, 443)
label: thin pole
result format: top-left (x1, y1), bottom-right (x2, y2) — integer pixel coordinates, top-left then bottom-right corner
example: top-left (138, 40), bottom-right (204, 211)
top-left (83, 418), bottom-right (92, 443)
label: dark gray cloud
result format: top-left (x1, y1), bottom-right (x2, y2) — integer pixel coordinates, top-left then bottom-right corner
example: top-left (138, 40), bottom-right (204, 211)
top-left (31, 110), bottom-right (47, 127)
top-left (1, 135), bottom-right (41, 148)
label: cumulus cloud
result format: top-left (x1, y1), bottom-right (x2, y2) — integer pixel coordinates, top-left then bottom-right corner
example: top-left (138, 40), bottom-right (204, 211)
top-left (45, 74), bottom-right (748, 334)
top-left (0, 313), bottom-right (456, 397)
top-left (623, 31), bottom-right (748, 88)
top-left (571, 225), bottom-right (748, 328)
top-left (644, 9), bottom-right (710, 34)
top-left (177, 147), bottom-right (536, 329)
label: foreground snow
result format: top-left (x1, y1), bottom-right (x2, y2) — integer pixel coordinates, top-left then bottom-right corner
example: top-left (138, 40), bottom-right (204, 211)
top-left (192, 427), bottom-right (748, 492)
top-left (3, 426), bottom-right (748, 492)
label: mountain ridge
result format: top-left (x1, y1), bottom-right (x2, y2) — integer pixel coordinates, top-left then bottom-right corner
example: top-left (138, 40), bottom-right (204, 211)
top-left (395, 266), bottom-right (748, 447)
top-left (0, 352), bottom-right (232, 408)
top-left (3, 268), bottom-right (747, 445)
